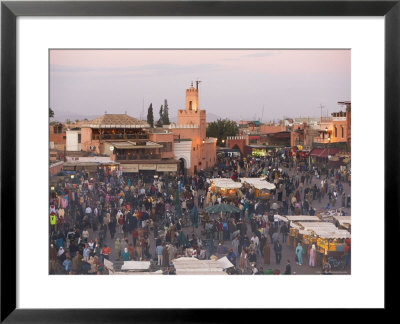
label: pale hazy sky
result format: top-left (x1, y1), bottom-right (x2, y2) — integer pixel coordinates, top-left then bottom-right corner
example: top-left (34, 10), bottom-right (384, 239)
top-left (50, 49), bottom-right (350, 122)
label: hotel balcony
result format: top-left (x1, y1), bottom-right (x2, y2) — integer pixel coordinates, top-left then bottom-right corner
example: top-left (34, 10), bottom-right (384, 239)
top-left (116, 154), bottom-right (161, 161)
top-left (314, 137), bottom-right (332, 144)
top-left (93, 134), bottom-right (148, 140)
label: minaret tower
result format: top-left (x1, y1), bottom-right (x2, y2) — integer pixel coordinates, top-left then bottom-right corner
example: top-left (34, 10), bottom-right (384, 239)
top-left (178, 81), bottom-right (206, 140)
top-left (185, 81), bottom-right (199, 111)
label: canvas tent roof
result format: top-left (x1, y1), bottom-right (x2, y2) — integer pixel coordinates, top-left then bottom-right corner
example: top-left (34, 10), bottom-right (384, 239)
top-left (240, 177), bottom-right (276, 190)
top-left (296, 222), bottom-right (351, 239)
top-left (285, 215), bottom-right (321, 222)
top-left (208, 178), bottom-right (242, 189)
top-left (172, 257), bottom-right (227, 275)
top-left (120, 261), bottom-right (151, 271)
top-left (82, 114), bottom-right (149, 128)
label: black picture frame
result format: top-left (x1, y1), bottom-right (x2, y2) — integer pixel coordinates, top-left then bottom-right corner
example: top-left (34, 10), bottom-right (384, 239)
top-left (1, 0), bottom-right (398, 322)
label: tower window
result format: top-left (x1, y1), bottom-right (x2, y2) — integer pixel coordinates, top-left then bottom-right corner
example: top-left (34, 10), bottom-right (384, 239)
top-left (189, 101), bottom-right (192, 110)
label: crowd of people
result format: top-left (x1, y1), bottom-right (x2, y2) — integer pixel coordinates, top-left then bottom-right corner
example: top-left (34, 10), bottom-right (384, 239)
top-left (49, 149), bottom-right (351, 275)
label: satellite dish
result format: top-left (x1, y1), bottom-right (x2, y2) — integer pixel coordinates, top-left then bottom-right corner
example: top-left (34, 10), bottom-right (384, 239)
top-left (89, 145), bottom-right (95, 151)
top-left (328, 155), bottom-right (332, 160)
top-left (110, 146), bottom-right (114, 151)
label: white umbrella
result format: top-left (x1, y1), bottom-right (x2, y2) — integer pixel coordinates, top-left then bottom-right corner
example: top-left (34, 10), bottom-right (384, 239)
top-left (271, 202), bottom-right (280, 210)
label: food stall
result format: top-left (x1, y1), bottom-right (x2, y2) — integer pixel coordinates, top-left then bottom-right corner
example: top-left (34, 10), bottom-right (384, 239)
top-left (333, 215), bottom-right (351, 231)
top-left (279, 216), bottom-right (320, 247)
top-left (240, 177), bottom-right (276, 200)
top-left (207, 178), bottom-right (243, 200)
top-left (285, 215), bottom-right (321, 222)
top-left (296, 222), bottom-right (351, 266)
top-left (317, 209), bottom-right (347, 222)
top-left (284, 218), bottom-right (351, 267)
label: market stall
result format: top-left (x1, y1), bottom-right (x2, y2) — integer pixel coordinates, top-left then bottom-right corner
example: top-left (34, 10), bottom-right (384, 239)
top-left (280, 215), bottom-right (321, 247)
top-left (285, 218), bottom-right (351, 267)
top-left (285, 215), bottom-right (321, 222)
top-left (240, 177), bottom-right (276, 200)
top-left (172, 257), bottom-right (228, 275)
top-left (317, 209), bottom-right (347, 221)
top-left (207, 178), bottom-right (242, 200)
top-left (296, 222), bottom-right (351, 266)
top-left (333, 215), bottom-right (351, 231)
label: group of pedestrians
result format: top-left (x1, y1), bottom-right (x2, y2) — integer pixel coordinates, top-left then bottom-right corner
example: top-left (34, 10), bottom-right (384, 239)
top-left (49, 148), bottom-right (350, 275)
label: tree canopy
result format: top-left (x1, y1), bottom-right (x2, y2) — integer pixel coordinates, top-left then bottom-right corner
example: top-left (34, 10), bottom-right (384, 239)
top-left (162, 99), bottom-right (170, 125)
top-left (155, 99), bottom-right (170, 127)
top-left (49, 107), bottom-right (54, 118)
top-left (206, 118), bottom-right (238, 146)
top-left (156, 105), bottom-right (163, 127)
top-left (147, 103), bottom-right (154, 128)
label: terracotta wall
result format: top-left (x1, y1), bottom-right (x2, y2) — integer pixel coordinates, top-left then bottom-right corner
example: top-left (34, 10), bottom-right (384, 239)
top-left (346, 105), bottom-right (351, 150)
top-left (49, 162), bottom-right (64, 176)
top-left (80, 128), bottom-right (93, 151)
top-left (332, 120), bottom-right (347, 143)
top-left (176, 110), bottom-right (206, 140)
top-left (260, 125), bottom-right (286, 134)
top-left (49, 133), bottom-right (65, 145)
top-left (200, 142), bottom-right (217, 169)
top-left (227, 138), bottom-right (246, 154)
top-left (149, 132), bottom-right (175, 159)
top-left (185, 88), bottom-right (199, 111)
top-left (171, 127), bottom-right (217, 175)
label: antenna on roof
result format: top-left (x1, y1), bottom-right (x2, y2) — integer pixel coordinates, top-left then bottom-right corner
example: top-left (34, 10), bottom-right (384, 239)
top-left (105, 110), bottom-right (107, 114)
top-left (195, 79), bottom-right (202, 90)
top-left (125, 110), bottom-right (127, 115)
top-left (318, 104), bottom-right (325, 123)
top-left (142, 97), bottom-right (145, 120)
top-left (261, 105), bottom-right (264, 123)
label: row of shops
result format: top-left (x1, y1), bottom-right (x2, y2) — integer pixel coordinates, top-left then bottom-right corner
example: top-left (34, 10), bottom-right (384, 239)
top-left (222, 144), bottom-right (350, 169)
top-left (52, 160), bottom-right (179, 178)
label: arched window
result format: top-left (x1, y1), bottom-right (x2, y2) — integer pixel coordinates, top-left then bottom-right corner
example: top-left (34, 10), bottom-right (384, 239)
top-left (334, 127), bottom-right (337, 138)
top-left (341, 126), bottom-right (344, 138)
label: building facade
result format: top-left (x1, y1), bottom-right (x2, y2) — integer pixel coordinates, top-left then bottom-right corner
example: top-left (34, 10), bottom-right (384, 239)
top-left (49, 123), bottom-right (66, 151)
top-left (66, 128), bottom-right (82, 151)
top-left (80, 114), bottom-right (179, 175)
top-left (313, 101), bottom-right (351, 151)
top-left (168, 82), bottom-right (217, 175)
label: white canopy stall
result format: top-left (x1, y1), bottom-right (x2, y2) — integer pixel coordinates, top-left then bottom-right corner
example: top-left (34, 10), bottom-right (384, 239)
top-left (240, 177), bottom-right (276, 199)
top-left (207, 178), bottom-right (243, 189)
top-left (207, 178), bottom-right (243, 200)
top-left (297, 222), bottom-right (351, 239)
top-left (285, 215), bottom-right (321, 222)
top-left (239, 177), bottom-right (276, 191)
top-left (172, 257), bottom-right (228, 275)
top-left (333, 216), bottom-right (351, 230)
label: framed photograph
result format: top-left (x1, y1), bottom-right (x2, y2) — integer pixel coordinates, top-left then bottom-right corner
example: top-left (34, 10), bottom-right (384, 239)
top-left (1, 0), bottom-right (398, 321)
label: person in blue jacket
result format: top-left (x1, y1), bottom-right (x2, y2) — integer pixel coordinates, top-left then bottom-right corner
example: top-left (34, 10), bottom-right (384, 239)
top-left (295, 242), bottom-right (303, 265)
top-left (227, 249), bottom-right (237, 266)
top-left (121, 247), bottom-right (130, 261)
